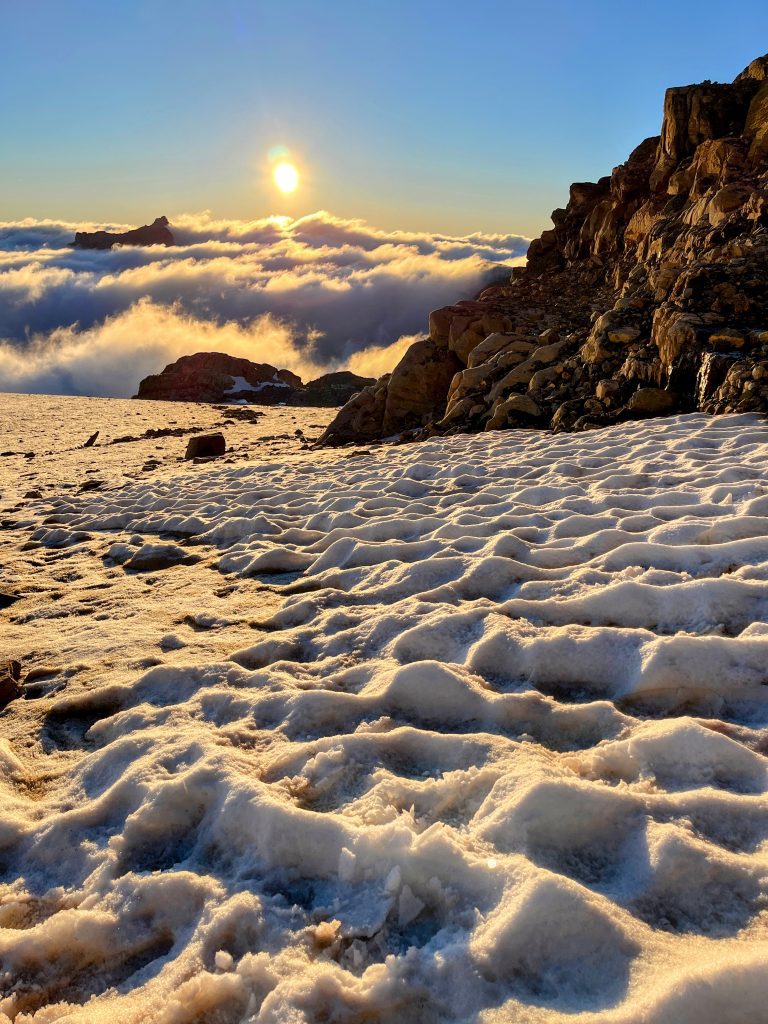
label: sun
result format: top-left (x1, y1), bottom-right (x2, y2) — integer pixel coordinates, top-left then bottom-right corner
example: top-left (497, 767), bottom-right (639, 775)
top-left (273, 161), bottom-right (299, 193)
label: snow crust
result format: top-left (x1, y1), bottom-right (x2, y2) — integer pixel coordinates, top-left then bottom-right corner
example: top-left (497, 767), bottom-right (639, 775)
top-left (224, 376), bottom-right (290, 396)
top-left (1, 409), bottom-right (768, 1022)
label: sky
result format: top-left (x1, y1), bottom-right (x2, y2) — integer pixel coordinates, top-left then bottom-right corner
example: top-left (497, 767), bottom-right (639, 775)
top-left (2, 0), bottom-right (768, 237)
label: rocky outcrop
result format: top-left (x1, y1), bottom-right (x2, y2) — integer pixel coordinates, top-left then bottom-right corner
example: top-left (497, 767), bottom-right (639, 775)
top-left (72, 216), bottom-right (175, 249)
top-left (294, 371), bottom-right (378, 407)
top-left (135, 352), bottom-right (373, 407)
top-left (321, 54), bottom-right (768, 444)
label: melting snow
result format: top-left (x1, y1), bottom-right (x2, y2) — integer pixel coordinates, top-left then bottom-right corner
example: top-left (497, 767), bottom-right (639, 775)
top-left (1, 403), bottom-right (768, 1022)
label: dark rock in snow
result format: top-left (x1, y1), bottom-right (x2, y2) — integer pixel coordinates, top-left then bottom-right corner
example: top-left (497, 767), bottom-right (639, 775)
top-left (185, 432), bottom-right (226, 459)
top-left (0, 660), bottom-right (22, 711)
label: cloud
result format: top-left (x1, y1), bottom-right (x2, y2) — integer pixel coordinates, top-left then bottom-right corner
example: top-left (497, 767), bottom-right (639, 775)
top-left (0, 211), bottom-right (528, 397)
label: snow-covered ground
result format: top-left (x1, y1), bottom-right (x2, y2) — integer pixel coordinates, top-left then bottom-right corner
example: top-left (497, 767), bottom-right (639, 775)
top-left (1, 399), bottom-right (768, 1023)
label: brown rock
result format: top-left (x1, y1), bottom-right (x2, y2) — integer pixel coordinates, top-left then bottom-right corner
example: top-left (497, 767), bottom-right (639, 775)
top-left (0, 660), bottom-right (22, 711)
top-left (318, 378), bottom-right (390, 444)
top-left (185, 433), bottom-right (226, 459)
top-left (626, 388), bottom-right (678, 415)
top-left (136, 352), bottom-right (302, 405)
top-left (485, 394), bottom-right (542, 430)
top-left (319, 51), bottom-right (768, 445)
top-left (383, 339), bottom-right (462, 434)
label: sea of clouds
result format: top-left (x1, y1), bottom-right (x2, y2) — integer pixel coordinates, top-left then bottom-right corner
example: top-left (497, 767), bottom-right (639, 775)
top-left (0, 211), bottom-right (528, 397)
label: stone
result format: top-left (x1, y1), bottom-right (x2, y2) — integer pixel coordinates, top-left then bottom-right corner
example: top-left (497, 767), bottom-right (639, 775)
top-left (185, 433), bottom-right (226, 459)
top-left (125, 543), bottom-right (201, 572)
top-left (0, 660), bottom-right (22, 711)
top-left (137, 352), bottom-right (302, 405)
top-left (709, 329), bottom-right (745, 350)
top-left (528, 365), bottom-right (561, 391)
top-left (318, 378), bottom-right (390, 444)
top-left (530, 339), bottom-right (569, 364)
top-left (383, 339), bottom-right (462, 434)
top-left (708, 184), bottom-right (753, 226)
top-left (467, 333), bottom-right (517, 367)
top-left (449, 319), bottom-right (486, 364)
top-left (485, 394), bottom-right (541, 430)
top-left (595, 379), bottom-right (621, 403)
top-left (626, 388), bottom-right (678, 415)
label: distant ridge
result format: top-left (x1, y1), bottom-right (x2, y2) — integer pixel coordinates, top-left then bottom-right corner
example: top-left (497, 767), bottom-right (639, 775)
top-left (321, 53), bottom-right (768, 443)
top-left (71, 215), bottom-right (174, 250)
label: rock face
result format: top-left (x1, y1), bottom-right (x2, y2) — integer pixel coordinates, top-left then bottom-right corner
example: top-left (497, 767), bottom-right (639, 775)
top-left (72, 216), bottom-right (175, 249)
top-left (135, 351), bottom-right (373, 407)
top-left (321, 54), bottom-right (768, 443)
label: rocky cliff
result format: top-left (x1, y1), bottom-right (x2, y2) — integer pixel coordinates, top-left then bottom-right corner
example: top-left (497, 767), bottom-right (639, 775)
top-left (72, 215), bottom-right (175, 249)
top-left (321, 54), bottom-right (768, 444)
top-left (135, 351), bottom-right (374, 406)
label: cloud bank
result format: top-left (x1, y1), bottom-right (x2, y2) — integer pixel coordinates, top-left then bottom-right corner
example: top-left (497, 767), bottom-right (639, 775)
top-left (0, 211), bottom-right (528, 397)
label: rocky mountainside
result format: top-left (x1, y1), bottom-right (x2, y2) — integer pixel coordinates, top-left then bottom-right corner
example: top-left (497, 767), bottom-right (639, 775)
top-left (135, 351), bottom-right (374, 407)
top-left (321, 54), bottom-right (768, 444)
top-left (71, 215), bottom-right (175, 249)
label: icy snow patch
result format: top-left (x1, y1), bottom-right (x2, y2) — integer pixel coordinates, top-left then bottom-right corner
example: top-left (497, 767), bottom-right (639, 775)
top-left (0, 413), bottom-right (768, 1022)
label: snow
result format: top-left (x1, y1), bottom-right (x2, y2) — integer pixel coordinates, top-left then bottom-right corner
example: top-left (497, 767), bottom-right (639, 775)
top-left (225, 375), bottom-right (290, 396)
top-left (1, 400), bottom-right (768, 1022)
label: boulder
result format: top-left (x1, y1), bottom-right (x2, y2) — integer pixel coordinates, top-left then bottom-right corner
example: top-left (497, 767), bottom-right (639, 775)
top-left (185, 433), bottom-right (226, 459)
top-left (125, 543), bottom-right (201, 572)
top-left (137, 352), bottom-right (301, 404)
top-left (382, 339), bottom-right (462, 435)
top-left (136, 354), bottom-right (370, 408)
top-left (626, 388), bottom-right (678, 415)
top-left (0, 660), bottom-right (22, 711)
top-left (485, 394), bottom-right (542, 430)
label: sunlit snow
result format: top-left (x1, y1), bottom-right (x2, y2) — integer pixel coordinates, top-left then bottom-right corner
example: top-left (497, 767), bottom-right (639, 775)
top-left (1, 399), bottom-right (767, 1022)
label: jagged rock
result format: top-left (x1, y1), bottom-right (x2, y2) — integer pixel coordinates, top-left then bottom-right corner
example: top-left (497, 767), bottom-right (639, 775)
top-left (321, 52), bottom-right (768, 444)
top-left (72, 216), bottom-right (174, 249)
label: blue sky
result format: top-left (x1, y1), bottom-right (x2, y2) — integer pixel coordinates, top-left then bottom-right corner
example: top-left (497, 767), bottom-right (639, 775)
top-left (2, 0), bottom-right (767, 235)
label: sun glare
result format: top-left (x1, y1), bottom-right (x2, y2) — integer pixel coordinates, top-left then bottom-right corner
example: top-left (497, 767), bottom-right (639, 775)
top-left (274, 161), bottom-right (299, 193)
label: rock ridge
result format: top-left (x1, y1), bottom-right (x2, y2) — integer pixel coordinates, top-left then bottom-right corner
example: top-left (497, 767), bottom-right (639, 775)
top-left (71, 215), bottom-right (175, 249)
top-left (321, 53), bottom-right (768, 443)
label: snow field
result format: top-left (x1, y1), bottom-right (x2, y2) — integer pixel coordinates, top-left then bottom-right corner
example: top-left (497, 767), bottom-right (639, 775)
top-left (1, 413), bottom-right (768, 1022)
